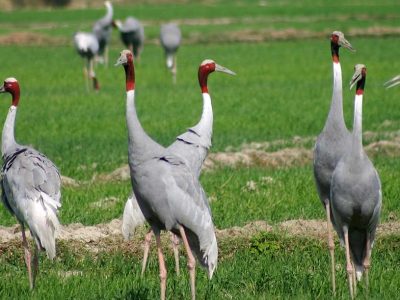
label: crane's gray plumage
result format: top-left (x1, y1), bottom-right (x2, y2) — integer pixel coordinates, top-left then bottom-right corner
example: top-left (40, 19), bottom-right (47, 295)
top-left (314, 31), bottom-right (354, 210)
top-left (115, 17), bottom-right (145, 59)
top-left (160, 23), bottom-right (181, 82)
top-left (116, 50), bottom-right (217, 298)
top-left (312, 31), bottom-right (354, 295)
top-left (92, 1), bottom-right (113, 57)
top-left (73, 32), bottom-right (100, 90)
top-left (0, 77), bottom-right (61, 289)
top-left (331, 64), bottom-right (381, 298)
top-left (73, 32), bottom-right (99, 59)
top-left (1, 147), bottom-right (61, 257)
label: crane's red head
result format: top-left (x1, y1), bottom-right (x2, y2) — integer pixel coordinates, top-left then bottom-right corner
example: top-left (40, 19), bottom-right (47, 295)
top-left (0, 78), bottom-right (20, 107)
top-left (198, 59), bottom-right (235, 93)
top-left (115, 50), bottom-right (135, 91)
top-left (330, 31), bottom-right (355, 63)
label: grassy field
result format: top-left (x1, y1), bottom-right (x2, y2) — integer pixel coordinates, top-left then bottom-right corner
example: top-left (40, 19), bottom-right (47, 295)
top-left (0, 0), bottom-right (400, 299)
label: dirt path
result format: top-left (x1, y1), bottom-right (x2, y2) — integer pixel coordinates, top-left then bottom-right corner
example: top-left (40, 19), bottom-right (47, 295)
top-left (86, 129), bottom-right (400, 185)
top-left (2, 26), bottom-right (400, 46)
top-left (1, 219), bottom-right (398, 253)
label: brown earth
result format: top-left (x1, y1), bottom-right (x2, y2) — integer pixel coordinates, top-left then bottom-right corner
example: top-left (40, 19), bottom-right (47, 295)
top-left (92, 128), bottom-right (400, 183)
top-left (0, 219), bottom-right (398, 254)
top-left (2, 26), bottom-right (400, 46)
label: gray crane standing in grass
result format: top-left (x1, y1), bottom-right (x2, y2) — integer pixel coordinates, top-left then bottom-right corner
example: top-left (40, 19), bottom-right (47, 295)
top-left (73, 31), bottom-right (100, 91)
top-left (313, 31), bottom-right (355, 294)
top-left (0, 78), bottom-right (62, 289)
top-left (331, 64), bottom-right (381, 299)
top-left (92, 1), bottom-right (113, 66)
top-left (116, 49), bottom-right (219, 300)
top-left (160, 23), bottom-right (182, 83)
top-left (114, 17), bottom-right (145, 62)
top-left (384, 74), bottom-right (400, 89)
top-left (122, 58), bottom-right (235, 278)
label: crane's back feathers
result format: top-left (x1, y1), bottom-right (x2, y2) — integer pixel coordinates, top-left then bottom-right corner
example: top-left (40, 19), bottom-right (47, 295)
top-left (1, 147), bottom-right (61, 259)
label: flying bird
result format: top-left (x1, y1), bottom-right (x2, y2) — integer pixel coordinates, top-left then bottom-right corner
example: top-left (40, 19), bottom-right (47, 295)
top-left (160, 23), bottom-right (182, 83)
top-left (313, 31), bottom-right (354, 294)
top-left (73, 31), bottom-right (100, 91)
top-left (114, 17), bottom-right (145, 62)
top-left (0, 78), bottom-right (62, 289)
top-left (116, 49), bottom-right (217, 300)
top-left (92, 1), bottom-right (113, 66)
top-left (331, 64), bottom-right (381, 299)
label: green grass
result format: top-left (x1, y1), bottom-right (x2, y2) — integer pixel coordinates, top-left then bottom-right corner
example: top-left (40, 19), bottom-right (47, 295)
top-left (1, 0), bottom-right (400, 298)
top-left (0, 233), bottom-right (399, 299)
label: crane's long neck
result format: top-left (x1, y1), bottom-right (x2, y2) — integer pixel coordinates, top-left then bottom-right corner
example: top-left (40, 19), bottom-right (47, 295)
top-left (351, 79), bottom-right (366, 156)
top-left (2, 106), bottom-right (18, 157)
top-left (124, 58), bottom-right (162, 161)
top-left (190, 93), bottom-right (213, 141)
top-left (325, 50), bottom-right (346, 130)
top-left (351, 94), bottom-right (363, 156)
top-left (104, 4), bottom-right (113, 23)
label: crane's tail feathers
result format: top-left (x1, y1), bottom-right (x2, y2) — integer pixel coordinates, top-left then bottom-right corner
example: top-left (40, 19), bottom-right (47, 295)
top-left (204, 233), bottom-right (218, 279)
top-left (121, 194), bottom-right (146, 241)
top-left (166, 54), bottom-right (174, 69)
top-left (355, 265), bottom-right (363, 281)
top-left (27, 193), bottom-right (61, 260)
top-left (185, 226), bottom-right (218, 279)
top-left (349, 229), bottom-right (367, 282)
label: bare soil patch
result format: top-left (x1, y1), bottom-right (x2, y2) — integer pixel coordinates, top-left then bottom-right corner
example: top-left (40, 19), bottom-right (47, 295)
top-left (0, 32), bottom-right (67, 46)
top-left (3, 26), bottom-right (400, 46)
top-left (93, 127), bottom-right (400, 183)
top-left (0, 219), bottom-right (398, 254)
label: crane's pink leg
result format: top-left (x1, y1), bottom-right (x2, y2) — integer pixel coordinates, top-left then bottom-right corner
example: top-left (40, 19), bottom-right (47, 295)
top-left (83, 60), bottom-right (89, 91)
top-left (344, 230), bottom-right (354, 299)
top-left (172, 56), bottom-right (177, 85)
top-left (21, 224), bottom-right (33, 289)
top-left (89, 59), bottom-right (99, 91)
top-left (179, 226), bottom-right (196, 300)
top-left (155, 233), bottom-right (167, 300)
top-left (325, 202), bottom-right (336, 295)
top-left (352, 261), bottom-right (357, 296)
top-left (104, 45), bottom-right (109, 67)
top-left (32, 244), bottom-right (40, 289)
top-left (170, 232), bottom-right (180, 275)
top-left (363, 234), bottom-right (372, 292)
top-left (141, 229), bottom-right (153, 276)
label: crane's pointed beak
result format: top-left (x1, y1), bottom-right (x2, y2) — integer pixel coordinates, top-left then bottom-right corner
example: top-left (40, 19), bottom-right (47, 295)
top-left (0, 85), bottom-right (5, 93)
top-left (350, 70), bottom-right (362, 90)
top-left (340, 37), bottom-right (356, 52)
top-left (215, 64), bottom-right (236, 76)
top-left (384, 75), bottom-right (400, 89)
top-left (114, 56), bottom-right (126, 67)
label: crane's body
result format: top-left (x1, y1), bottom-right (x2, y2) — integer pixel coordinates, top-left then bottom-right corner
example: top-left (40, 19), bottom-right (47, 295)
top-left (0, 78), bottom-right (61, 289)
top-left (331, 65), bottom-right (381, 298)
top-left (160, 23), bottom-right (181, 83)
top-left (92, 1), bottom-right (113, 66)
top-left (115, 17), bottom-right (144, 61)
top-left (73, 32), bottom-right (100, 90)
top-left (313, 31), bottom-right (354, 295)
top-left (116, 50), bottom-right (223, 300)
